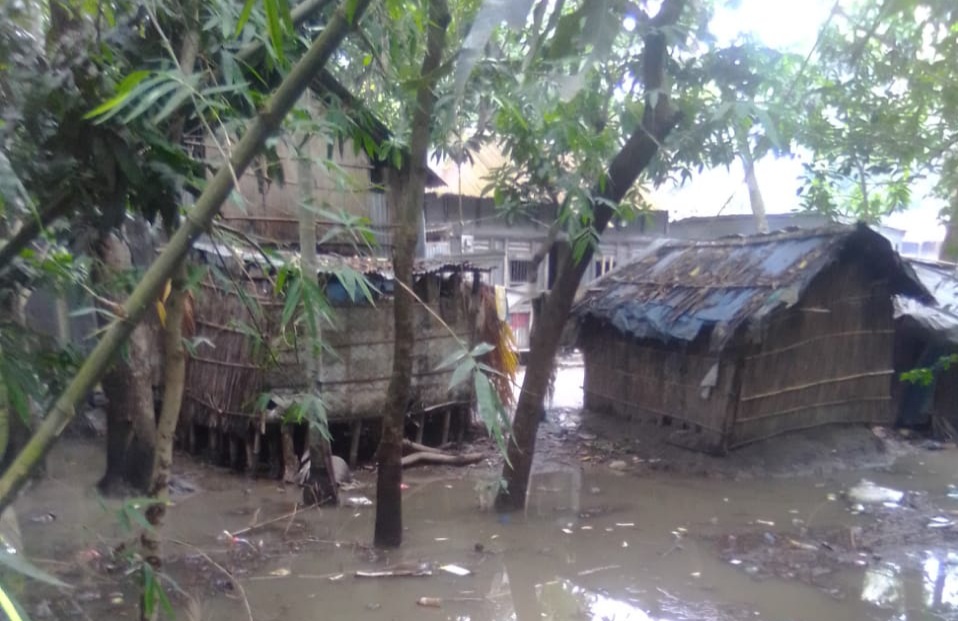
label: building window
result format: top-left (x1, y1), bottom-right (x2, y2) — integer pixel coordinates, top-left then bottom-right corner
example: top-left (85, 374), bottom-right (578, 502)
top-left (593, 256), bottom-right (616, 279)
top-left (509, 259), bottom-right (533, 285)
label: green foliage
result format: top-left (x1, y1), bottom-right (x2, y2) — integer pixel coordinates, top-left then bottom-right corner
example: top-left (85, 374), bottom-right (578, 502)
top-left (141, 563), bottom-right (175, 620)
top-left (437, 341), bottom-right (510, 458)
top-left (901, 354), bottom-right (958, 386)
top-left (794, 0), bottom-right (958, 222)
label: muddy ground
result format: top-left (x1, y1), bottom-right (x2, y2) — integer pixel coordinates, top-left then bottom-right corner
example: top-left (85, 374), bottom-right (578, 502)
top-left (9, 357), bottom-right (958, 621)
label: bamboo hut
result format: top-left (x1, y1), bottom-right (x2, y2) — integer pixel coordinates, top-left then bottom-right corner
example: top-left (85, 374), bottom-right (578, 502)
top-left (573, 224), bottom-right (932, 454)
top-left (893, 258), bottom-right (958, 435)
top-left (180, 238), bottom-right (492, 474)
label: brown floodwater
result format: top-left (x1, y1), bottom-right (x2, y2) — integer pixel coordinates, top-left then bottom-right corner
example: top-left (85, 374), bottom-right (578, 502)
top-left (13, 432), bottom-right (958, 621)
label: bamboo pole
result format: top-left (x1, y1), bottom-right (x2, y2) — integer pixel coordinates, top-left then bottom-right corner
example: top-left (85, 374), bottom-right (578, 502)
top-left (0, 0), bottom-right (374, 514)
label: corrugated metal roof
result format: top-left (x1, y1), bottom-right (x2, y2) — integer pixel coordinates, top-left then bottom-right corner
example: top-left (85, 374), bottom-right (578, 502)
top-left (895, 259), bottom-right (958, 343)
top-left (574, 224), bottom-right (931, 348)
top-left (190, 238), bottom-right (485, 279)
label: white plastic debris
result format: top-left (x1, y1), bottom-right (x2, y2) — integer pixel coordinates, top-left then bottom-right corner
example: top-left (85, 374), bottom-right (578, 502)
top-left (440, 564), bottom-right (472, 577)
top-left (928, 516), bottom-right (955, 529)
top-left (344, 496), bottom-right (373, 507)
top-left (846, 480), bottom-right (904, 505)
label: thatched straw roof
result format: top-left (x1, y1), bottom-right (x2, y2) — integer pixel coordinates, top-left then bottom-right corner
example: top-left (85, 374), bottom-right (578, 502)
top-left (574, 223), bottom-right (932, 348)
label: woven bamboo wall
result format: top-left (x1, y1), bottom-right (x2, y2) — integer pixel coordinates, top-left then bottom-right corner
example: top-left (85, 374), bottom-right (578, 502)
top-left (182, 267), bottom-right (474, 436)
top-left (730, 259), bottom-right (897, 447)
top-left (581, 324), bottom-right (735, 450)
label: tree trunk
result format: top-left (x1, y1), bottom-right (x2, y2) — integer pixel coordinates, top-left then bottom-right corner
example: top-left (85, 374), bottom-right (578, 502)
top-left (495, 0), bottom-right (686, 512)
top-left (95, 232), bottom-right (157, 496)
top-left (298, 143), bottom-right (338, 506)
top-left (0, 0), bottom-right (373, 515)
top-left (941, 211), bottom-right (958, 262)
top-left (737, 130), bottom-right (768, 233)
top-left (141, 261), bottom-right (188, 573)
top-left (373, 0), bottom-right (450, 549)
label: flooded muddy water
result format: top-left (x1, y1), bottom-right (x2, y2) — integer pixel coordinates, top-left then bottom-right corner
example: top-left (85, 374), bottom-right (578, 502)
top-left (11, 359), bottom-right (958, 621)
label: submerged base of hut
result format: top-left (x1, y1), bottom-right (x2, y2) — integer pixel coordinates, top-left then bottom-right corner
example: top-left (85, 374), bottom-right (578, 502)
top-left (176, 242), bottom-right (505, 477)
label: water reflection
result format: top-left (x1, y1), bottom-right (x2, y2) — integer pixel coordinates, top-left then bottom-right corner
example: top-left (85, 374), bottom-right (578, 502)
top-left (861, 551), bottom-right (958, 616)
top-left (537, 579), bottom-right (652, 621)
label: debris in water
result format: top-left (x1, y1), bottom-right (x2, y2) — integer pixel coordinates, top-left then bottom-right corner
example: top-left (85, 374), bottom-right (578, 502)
top-left (577, 565), bottom-right (621, 577)
top-left (608, 460), bottom-right (628, 471)
top-left (434, 537), bottom-right (449, 542)
top-left (356, 565), bottom-right (433, 578)
top-left (28, 512), bottom-right (56, 524)
top-left (754, 519), bottom-right (775, 527)
top-left (826, 493), bottom-right (838, 502)
top-left (108, 593), bottom-right (124, 606)
top-left (344, 496), bottom-right (373, 507)
top-left (580, 526), bottom-right (593, 531)
top-left (269, 568), bottom-right (291, 577)
top-left (729, 559), bottom-right (743, 566)
top-left (417, 597), bottom-right (442, 608)
top-left (621, 541), bottom-right (629, 548)
top-left (440, 564), bottom-right (471, 577)
top-left (787, 539), bottom-right (818, 552)
top-left (928, 516), bottom-right (955, 528)
top-left (329, 574), bottom-right (345, 581)
top-left (690, 572), bottom-right (701, 578)
top-left (561, 528), bottom-right (574, 534)
top-left (846, 480), bottom-right (904, 505)
top-left (615, 522), bottom-right (635, 527)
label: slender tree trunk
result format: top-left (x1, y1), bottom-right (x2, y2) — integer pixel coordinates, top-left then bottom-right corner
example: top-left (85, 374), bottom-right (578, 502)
top-left (141, 262), bottom-right (188, 570)
top-left (298, 146), bottom-right (338, 505)
top-left (737, 130), bottom-right (768, 233)
top-left (0, 0), bottom-right (373, 515)
top-left (495, 0), bottom-right (686, 512)
top-left (941, 204), bottom-right (958, 261)
top-left (95, 233), bottom-right (156, 496)
top-left (374, 0), bottom-right (450, 548)
top-left (139, 5), bottom-right (199, 594)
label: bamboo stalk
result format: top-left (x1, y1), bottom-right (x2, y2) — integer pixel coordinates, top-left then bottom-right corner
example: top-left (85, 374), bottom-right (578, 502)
top-left (735, 396), bottom-right (891, 423)
top-left (744, 330), bottom-right (893, 360)
top-left (739, 369), bottom-right (894, 403)
top-left (0, 0), bottom-right (374, 514)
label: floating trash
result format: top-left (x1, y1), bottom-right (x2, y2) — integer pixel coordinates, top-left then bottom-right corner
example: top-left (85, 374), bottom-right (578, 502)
top-left (846, 480), bottom-right (904, 505)
top-left (344, 496), bottom-right (373, 507)
top-left (440, 564), bottom-right (471, 577)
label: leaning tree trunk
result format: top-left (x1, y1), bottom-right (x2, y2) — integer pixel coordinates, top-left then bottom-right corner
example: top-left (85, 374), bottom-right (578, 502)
top-left (95, 232), bottom-right (157, 496)
top-left (373, 0), bottom-right (450, 548)
top-left (495, 0), bottom-right (687, 512)
top-left (0, 0), bottom-right (374, 516)
top-left (736, 128), bottom-right (769, 234)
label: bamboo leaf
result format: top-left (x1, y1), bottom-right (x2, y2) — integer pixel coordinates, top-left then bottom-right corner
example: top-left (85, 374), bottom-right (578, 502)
top-left (0, 551), bottom-right (70, 588)
top-left (235, 0), bottom-right (256, 36)
top-left (469, 342), bottom-right (496, 357)
top-left (448, 357), bottom-right (474, 390)
top-left (83, 71), bottom-right (151, 119)
top-left (122, 80), bottom-right (180, 124)
top-left (265, 0), bottom-right (285, 62)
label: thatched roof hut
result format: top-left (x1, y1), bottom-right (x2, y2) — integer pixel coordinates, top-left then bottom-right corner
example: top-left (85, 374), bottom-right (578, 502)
top-left (180, 238), bottom-right (492, 470)
top-left (573, 224), bottom-right (932, 453)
